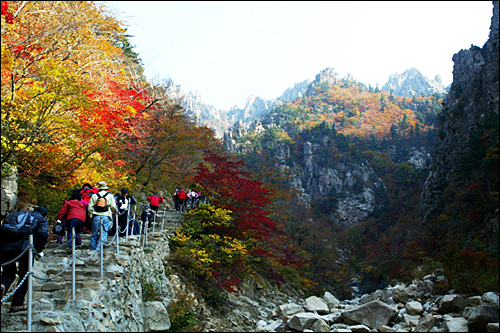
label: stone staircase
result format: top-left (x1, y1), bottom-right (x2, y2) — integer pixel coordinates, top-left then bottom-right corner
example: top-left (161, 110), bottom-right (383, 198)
top-left (1, 209), bottom-right (183, 332)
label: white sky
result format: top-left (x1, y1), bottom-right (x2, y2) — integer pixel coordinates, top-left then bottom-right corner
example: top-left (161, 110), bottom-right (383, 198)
top-left (103, 1), bottom-right (494, 110)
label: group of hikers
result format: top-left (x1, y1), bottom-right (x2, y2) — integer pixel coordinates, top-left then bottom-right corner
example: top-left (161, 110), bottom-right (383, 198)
top-left (172, 187), bottom-right (203, 212)
top-left (1, 181), bottom-right (203, 314)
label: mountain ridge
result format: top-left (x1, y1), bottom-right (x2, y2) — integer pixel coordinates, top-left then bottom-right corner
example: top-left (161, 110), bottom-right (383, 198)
top-left (175, 68), bottom-right (446, 138)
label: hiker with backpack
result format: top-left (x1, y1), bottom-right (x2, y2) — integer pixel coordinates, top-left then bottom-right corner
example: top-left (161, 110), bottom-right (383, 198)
top-left (56, 190), bottom-right (87, 252)
top-left (87, 181), bottom-right (117, 251)
top-left (80, 183), bottom-right (98, 234)
top-left (115, 188), bottom-right (137, 237)
top-left (147, 193), bottom-right (163, 214)
top-left (187, 188), bottom-right (198, 209)
top-left (173, 187), bottom-right (186, 212)
top-left (140, 206), bottom-right (154, 233)
top-left (1, 207), bottom-right (49, 313)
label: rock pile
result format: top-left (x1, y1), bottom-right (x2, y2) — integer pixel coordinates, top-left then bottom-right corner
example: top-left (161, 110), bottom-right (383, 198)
top-left (255, 272), bottom-right (499, 332)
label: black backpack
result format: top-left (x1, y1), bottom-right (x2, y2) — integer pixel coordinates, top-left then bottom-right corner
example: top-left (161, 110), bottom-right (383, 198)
top-left (94, 192), bottom-right (110, 212)
top-left (2, 211), bottom-right (35, 238)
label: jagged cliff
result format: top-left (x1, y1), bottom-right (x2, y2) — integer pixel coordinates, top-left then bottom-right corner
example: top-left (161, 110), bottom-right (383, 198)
top-left (180, 79), bottom-right (310, 138)
top-left (420, 1), bottom-right (499, 220)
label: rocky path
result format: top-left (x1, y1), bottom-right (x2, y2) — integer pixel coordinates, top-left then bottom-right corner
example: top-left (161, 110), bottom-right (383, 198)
top-left (1, 209), bottom-right (183, 332)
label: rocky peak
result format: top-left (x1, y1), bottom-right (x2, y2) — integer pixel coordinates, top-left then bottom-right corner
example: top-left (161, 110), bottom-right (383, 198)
top-left (315, 67), bottom-right (337, 84)
top-left (278, 79), bottom-right (311, 102)
top-left (382, 68), bottom-right (447, 97)
top-left (305, 68), bottom-right (337, 96)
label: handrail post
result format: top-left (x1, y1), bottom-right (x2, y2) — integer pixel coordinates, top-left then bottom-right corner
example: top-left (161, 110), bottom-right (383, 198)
top-left (139, 220), bottom-right (143, 245)
top-left (27, 235), bottom-right (33, 332)
top-left (72, 227), bottom-right (75, 300)
top-left (100, 218), bottom-right (103, 278)
top-left (161, 209), bottom-right (165, 232)
top-left (152, 210), bottom-right (156, 234)
top-left (145, 218), bottom-right (148, 245)
top-left (126, 203), bottom-right (130, 242)
top-left (116, 213), bottom-right (119, 255)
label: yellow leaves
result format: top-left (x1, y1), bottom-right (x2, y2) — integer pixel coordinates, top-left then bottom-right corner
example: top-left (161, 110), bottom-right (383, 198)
top-left (173, 231), bottom-right (191, 243)
top-left (0, 43), bottom-right (13, 70)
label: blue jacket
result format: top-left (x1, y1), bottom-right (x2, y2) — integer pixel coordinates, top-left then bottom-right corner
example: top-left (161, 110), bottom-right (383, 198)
top-left (1, 211), bottom-right (49, 253)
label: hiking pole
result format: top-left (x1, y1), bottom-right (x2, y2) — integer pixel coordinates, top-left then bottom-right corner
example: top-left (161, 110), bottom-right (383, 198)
top-left (100, 217), bottom-right (103, 278)
top-left (72, 227), bottom-right (76, 300)
top-left (28, 235), bottom-right (33, 332)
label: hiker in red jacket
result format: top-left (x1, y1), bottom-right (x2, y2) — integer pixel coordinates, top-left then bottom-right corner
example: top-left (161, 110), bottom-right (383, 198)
top-left (147, 193), bottom-right (163, 214)
top-left (173, 187), bottom-right (187, 213)
top-left (80, 183), bottom-right (98, 234)
top-left (57, 190), bottom-right (87, 251)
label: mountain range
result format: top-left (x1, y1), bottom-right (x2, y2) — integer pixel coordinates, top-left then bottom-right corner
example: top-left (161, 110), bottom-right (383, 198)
top-left (170, 68), bottom-right (448, 137)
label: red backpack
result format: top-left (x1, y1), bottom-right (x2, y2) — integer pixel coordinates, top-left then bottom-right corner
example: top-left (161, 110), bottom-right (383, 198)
top-left (80, 187), bottom-right (97, 206)
top-left (177, 190), bottom-right (186, 199)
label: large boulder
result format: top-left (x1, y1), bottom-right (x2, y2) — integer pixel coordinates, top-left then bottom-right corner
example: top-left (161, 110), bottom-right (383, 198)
top-left (406, 301), bottom-right (423, 315)
top-left (311, 318), bottom-right (331, 332)
top-left (468, 305), bottom-right (499, 332)
top-left (341, 301), bottom-right (397, 330)
top-left (482, 292), bottom-right (499, 311)
top-left (445, 317), bottom-right (469, 332)
top-left (279, 303), bottom-right (303, 317)
top-left (439, 294), bottom-right (466, 314)
top-left (468, 296), bottom-right (483, 307)
top-left (323, 291), bottom-right (340, 309)
top-left (143, 301), bottom-right (171, 332)
top-left (286, 312), bottom-right (322, 331)
top-left (413, 315), bottom-right (436, 332)
top-left (304, 296), bottom-right (330, 314)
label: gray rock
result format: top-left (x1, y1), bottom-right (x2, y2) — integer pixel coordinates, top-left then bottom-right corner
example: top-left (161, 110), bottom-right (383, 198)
top-left (286, 313), bottom-right (322, 331)
top-left (341, 300), bottom-right (397, 330)
top-left (349, 324), bottom-right (371, 332)
top-left (439, 294), bottom-right (466, 314)
top-left (482, 292), bottom-right (499, 310)
top-left (403, 314), bottom-right (421, 327)
top-left (256, 320), bottom-right (267, 327)
top-left (304, 296), bottom-right (330, 314)
top-left (143, 301), bottom-right (171, 332)
top-left (279, 303), bottom-right (303, 317)
top-left (311, 318), bottom-right (331, 332)
top-left (468, 296), bottom-right (483, 307)
top-left (468, 305), bottom-right (500, 332)
top-left (406, 301), bottom-right (424, 315)
top-left (413, 315), bottom-right (437, 332)
top-left (359, 291), bottom-right (379, 305)
top-left (487, 323), bottom-right (499, 332)
top-left (324, 291), bottom-right (340, 309)
top-left (262, 319), bottom-right (284, 332)
top-left (444, 317), bottom-right (469, 332)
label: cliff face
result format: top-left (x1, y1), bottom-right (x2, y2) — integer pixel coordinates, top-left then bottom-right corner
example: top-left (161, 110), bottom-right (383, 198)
top-left (278, 140), bottom-right (431, 227)
top-left (420, 1), bottom-right (499, 220)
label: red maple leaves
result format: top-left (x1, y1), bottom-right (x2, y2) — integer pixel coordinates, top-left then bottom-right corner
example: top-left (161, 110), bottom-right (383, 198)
top-left (193, 151), bottom-right (278, 241)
